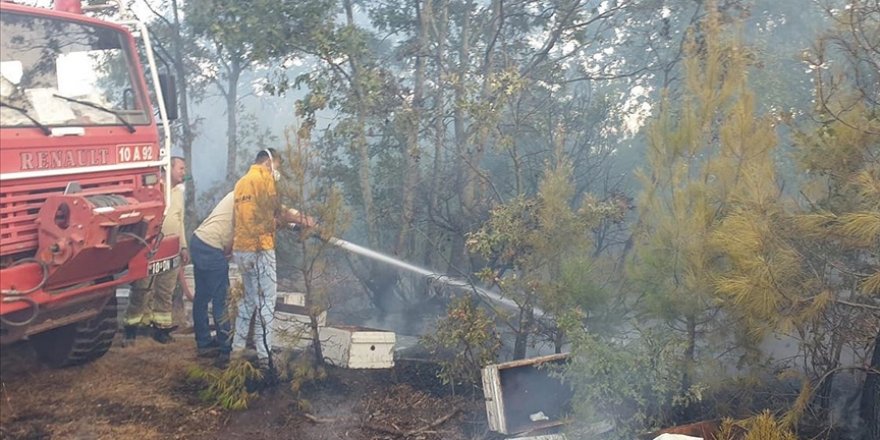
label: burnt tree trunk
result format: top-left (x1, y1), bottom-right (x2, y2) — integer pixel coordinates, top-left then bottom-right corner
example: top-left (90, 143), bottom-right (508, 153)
top-left (425, 0), bottom-right (447, 269)
top-left (340, 0), bottom-right (398, 314)
top-left (554, 327), bottom-right (564, 354)
top-left (447, 0), bottom-right (472, 274)
top-left (816, 333), bottom-right (843, 419)
top-left (512, 305), bottom-right (534, 360)
top-left (308, 291), bottom-right (324, 366)
top-left (342, 0), bottom-right (378, 251)
top-left (860, 327), bottom-right (880, 440)
top-left (677, 316), bottom-right (698, 422)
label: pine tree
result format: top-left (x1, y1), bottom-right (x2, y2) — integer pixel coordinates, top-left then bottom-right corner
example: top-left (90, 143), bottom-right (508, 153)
top-left (710, 0), bottom-right (879, 431)
top-left (789, 62), bottom-right (880, 437)
top-left (276, 125), bottom-right (351, 368)
top-left (632, 1), bottom-right (779, 420)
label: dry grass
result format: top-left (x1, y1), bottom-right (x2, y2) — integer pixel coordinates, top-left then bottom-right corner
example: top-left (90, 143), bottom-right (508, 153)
top-left (0, 336), bottom-right (221, 439)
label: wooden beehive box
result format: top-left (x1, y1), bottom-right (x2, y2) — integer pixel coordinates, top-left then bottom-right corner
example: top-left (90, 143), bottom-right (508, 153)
top-left (320, 325), bottom-right (395, 369)
top-left (272, 292), bottom-right (325, 349)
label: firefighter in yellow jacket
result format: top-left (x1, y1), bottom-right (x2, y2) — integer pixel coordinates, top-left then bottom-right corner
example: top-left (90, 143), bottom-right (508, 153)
top-left (123, 157), bottom-right (189, 344)
top-left (231, 148), bottom-right (314, 366)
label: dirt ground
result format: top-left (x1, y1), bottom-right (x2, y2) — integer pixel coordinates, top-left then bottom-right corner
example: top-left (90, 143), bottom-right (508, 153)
top-left (0, 334), bottom-right (490, 440)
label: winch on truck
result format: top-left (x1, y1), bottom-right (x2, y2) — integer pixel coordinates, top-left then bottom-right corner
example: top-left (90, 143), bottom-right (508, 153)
top-left (0, 0), bottom-right (181, 367)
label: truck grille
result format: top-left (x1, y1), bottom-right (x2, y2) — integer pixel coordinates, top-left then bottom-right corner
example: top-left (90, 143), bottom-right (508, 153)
top-left (0, 174), bottom-right (138, 257)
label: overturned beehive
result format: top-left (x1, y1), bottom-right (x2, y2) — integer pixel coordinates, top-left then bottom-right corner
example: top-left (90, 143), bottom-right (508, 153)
top-left (482, 353), bottom-right (572, 435)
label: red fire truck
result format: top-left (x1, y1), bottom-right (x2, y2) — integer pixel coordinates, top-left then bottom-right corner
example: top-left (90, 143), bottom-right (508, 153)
top-left (0, 0), bottom-right (181, 366)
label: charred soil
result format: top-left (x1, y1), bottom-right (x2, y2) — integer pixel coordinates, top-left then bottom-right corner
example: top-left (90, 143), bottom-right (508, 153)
top-left (1, 337), bottom-right (489, 440)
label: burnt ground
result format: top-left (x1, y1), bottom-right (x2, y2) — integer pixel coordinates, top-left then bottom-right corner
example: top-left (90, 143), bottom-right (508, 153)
top-left (0, 335), bottom-right (491, 440)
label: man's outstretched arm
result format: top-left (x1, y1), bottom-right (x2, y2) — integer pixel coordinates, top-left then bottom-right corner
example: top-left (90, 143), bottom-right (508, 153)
top-left (279, 205), bottom-right (317, 228)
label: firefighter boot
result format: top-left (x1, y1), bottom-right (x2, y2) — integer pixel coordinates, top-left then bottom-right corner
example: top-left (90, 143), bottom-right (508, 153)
top-left (151, 325), bottom-right (177, 344)
top-left (122, 325), bottom-right (138, 347)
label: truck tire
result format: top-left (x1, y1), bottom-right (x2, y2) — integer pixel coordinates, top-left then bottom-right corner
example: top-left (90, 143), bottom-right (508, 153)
top-left (31, 295), bottom-right (118, 367)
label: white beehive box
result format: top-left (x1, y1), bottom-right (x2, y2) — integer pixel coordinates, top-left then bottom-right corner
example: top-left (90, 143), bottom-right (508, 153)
top-left (280, 292), bottom-right (306, 306)
top-left (272, 293), bottom-right (326, 349)
top-left (320, 325), bottom-right (395, 369)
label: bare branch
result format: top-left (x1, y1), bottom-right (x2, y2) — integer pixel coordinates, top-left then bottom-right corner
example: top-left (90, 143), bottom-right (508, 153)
top-left (142, 0), bottom-right (174, 28)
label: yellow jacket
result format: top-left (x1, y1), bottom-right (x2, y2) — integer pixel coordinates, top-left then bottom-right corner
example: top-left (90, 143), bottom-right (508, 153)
top-left (233, 165), bottom-right (280, 251)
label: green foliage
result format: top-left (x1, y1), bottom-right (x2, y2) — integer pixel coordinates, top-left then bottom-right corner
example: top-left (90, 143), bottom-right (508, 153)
top-left (586, 2), bottom-right (810, 430)
top-left (711, 205), bottom-right (813, 333)
top-left (186, 360), bottom-right (263, 410)
top-left (285, 0), bottom-right (648, 315)
top-left (563, 326), bottom-right (703, 439)
top-left (164, 0), bottom-right (876, 433)
top-left (185, 0), bottom-right (334, 63)
top-left (792, 2), bottom-right (880, 268)
top-left (421, 296), bottom-right (501, 389)
top-left (467, 150), bottom-right (625, 355)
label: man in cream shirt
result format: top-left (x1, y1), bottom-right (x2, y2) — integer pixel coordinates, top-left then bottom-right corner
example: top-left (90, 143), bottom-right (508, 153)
top-left (190, 192), bottom-right (234, 363)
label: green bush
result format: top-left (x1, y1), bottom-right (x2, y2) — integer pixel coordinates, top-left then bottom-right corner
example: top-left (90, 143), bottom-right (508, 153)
top-left (186, 359), bottom-right (263, 410)
top-left (563, 326), bottom-right (704, 439)
top-left (422, 296), bottom-right (501, 392)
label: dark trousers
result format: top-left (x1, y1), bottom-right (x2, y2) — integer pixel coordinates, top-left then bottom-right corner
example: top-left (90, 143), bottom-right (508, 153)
top-left (190, 234), bottom-right (231, 352)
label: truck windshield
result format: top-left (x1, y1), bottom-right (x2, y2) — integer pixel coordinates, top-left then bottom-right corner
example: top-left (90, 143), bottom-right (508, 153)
top-left (0, 11), bottom-right (149, 129)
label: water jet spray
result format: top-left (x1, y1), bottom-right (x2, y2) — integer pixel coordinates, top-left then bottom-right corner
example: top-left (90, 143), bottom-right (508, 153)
top-left (322, 236), bottom-right (545, 317)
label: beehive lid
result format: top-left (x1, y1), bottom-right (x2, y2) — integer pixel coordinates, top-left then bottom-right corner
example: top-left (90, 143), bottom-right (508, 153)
top-left (351, 332), bottom-right (396, 344)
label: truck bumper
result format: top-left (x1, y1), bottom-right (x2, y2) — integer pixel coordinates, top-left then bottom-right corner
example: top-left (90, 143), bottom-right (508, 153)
top-left (0, 236), bottom-right (180, 344)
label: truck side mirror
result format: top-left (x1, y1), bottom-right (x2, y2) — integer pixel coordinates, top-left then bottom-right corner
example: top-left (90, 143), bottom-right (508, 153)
top-left (157, 73), bottom-right (179, 121)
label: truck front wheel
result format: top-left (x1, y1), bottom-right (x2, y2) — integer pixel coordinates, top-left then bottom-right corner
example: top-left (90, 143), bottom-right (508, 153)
top-left (31, 295), bottom-right (118, 367)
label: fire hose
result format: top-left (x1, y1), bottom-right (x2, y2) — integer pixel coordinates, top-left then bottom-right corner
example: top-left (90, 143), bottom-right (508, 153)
top-left (178, 266), bottom-right (194, 301)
